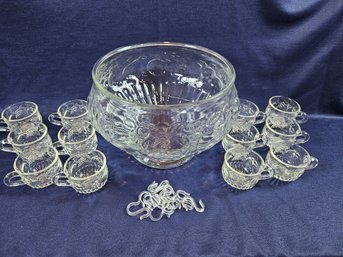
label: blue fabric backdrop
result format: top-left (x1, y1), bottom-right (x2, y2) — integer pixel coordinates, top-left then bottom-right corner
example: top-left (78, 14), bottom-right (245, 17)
top-left (0, 0), bottom-right (342, 256)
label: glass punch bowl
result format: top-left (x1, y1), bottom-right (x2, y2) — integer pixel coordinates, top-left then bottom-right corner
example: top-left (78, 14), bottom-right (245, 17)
top-left (88, 42), bottom-right (238, 169)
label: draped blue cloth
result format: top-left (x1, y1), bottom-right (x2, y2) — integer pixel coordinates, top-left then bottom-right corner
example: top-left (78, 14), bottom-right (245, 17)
top-left (0, 1), bottom-right (342, 256)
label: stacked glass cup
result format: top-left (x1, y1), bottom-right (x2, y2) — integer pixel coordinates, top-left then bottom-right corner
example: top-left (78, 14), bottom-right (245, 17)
top-left (0, 101), bottom-right (63, 188)
top-left (262, 96), bottom-right (318, 182)
top-left (48, 99), bottom-right (108, 194)
top-left (0, 99), bottom-right (108, 194)
top-left (221, 99), bottom-right (271, 190)
top-left (221, 96), bottom-right (318, 190)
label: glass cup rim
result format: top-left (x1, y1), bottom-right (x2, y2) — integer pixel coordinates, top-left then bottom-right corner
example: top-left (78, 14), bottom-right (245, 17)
top-left (224, 149), bottom-right (264, 177)
top-left (226, 125), bottom-right (259, 144)
top-left (8, 122), bottom-right (48, 147)
top-left (265, 117), bottom-right (301, 137)
top-left (268, 96), bottom-right (301, 114)
top-left (1, 101), bottom-right (39, 122)
top-left (57, 121), bottom-right (95, 145)
top-left (269, 144), bottom-right (311, 169)
top-left (92, 42), bottom-right (236, 109)
top-left (57, 99), bottom-right (89, 120)
top-left (238, 99), bottom-right (260, 118)
top-left (63, 150), bottom-right (107, 181)
top-left (14, 147), bottom-right (60, 175)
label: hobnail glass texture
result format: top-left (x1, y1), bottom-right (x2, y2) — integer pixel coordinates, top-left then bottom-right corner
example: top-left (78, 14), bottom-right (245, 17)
top-left (3, 147), bottom-right (62, 188)
top-left (265, 144), bottom-right (318, 182)
top-left (88, 42), bottom-right (238, 169)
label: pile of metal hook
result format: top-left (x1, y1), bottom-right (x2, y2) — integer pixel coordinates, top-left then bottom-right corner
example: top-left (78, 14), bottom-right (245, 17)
top-left (126, 180), bottom-right (205, 222)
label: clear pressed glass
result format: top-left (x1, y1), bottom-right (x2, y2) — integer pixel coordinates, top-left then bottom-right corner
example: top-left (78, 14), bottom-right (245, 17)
top-left (3, 147), bottom-right (62, 188)
top-left (53, 121), bottom-right (98, 156)
top-left (0, 122), bottom-right (52, 161)
top-left (48, 99), bottom-right (89, 127)
top-left (222, 147), bottom-right (273, 190)
top-left (88, 42), bottom-right (239, 169)
top-left (54, 150), bottom-right (108, 194)
top-left (262, 117), bottom-right (310, 148)
top-left (230, 99), bottom-right (265, 132)
top-left (265, 144), bottom-right (318, 182)
top-left (0, 101), bottom-right (42, 132)
top-left (221, 125), bottom-right (264, 151)
top-left (265, 96), bottom-right (308, 125)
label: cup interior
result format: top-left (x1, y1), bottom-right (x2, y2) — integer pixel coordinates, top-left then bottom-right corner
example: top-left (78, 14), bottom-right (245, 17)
top-left (58, 99), bottom-right (88, 118)
top-left (2, 101), bottom-right (38, 121)
top-left (238, 99), bottom-right (259, 117)
top-left (271, 144), bottom-right (310, 167)
top-left (93, 43), bottom-right (235, 106)
top-left (65, 150), bottom-right (105, 179)
top-left (59, 122), bottom-right (94, 144)
top-left (266, 118), bottom-right (300, 136)
top-left (10, 122), bottom-right (47, 145)
top-left (225, 150), bottom-right (263, 176)
top-left (228, 126), bottom-right (259, 143)
top-left (15, 147), bottom-right (58, 174)
top-left (269, 96), bottom-right (300, 113)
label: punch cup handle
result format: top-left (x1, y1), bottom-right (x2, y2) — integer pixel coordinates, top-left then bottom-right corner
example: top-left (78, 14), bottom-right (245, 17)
top-left (0, 138), bottom-right (15, 153)
top-left (0, 119), bottom-right (9, 132)
top-left (295, 130), bottom-right (310, 144)
top-left (296, 111), bottom-right (308, 124)
top-left (3, 171), bottom-right (25, 187)
top-left (48, 112), bottom-right (63, 126)
top-left (52, 141), bottom-right (67, 155)
top-left (306, 157), bottom-right (319, 171)
top-left (260, 165), bottom-right (274, 180)
top-left (254, 111), bottom-right (266, 125)
top-left (53, 173), bottom-right (70, 187)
